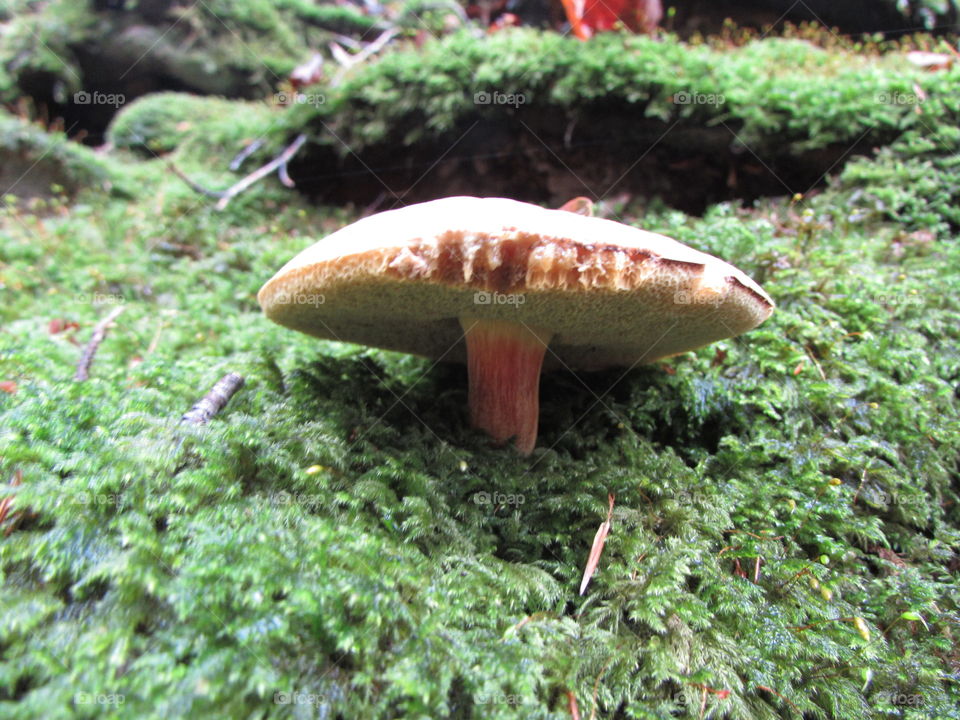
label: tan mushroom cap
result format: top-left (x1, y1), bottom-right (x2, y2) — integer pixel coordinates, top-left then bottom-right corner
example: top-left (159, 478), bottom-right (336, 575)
top-left (258, 196), bottom-right (773, 370)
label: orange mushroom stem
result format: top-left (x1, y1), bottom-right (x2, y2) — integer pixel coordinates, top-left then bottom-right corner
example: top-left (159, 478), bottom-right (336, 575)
top-left (459, 317), bottom-right (552, 454)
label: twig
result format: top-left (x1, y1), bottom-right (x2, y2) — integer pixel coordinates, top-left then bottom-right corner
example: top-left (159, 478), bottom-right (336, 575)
top-left (181, 372), bottom-right (245, 425)
top-left (74, 306), bottom-right (125, 381)
top-left (353, 27), bottom-right (400, 63)
top-left (277, 160), bottom-right (295, 188)
top-left (756, 685), bottom-right (802, 714)
top-left (166, 161), bottom-right (228, 199)
top-left (506, 611), bottom-right (557, 637)
top-left (229, 138), bottom-right (265, 171)
top-left (361, 190), bottom-right (389, 217)
top-left (804, 344), bottom-right (827, 381)
top-left (588, 655), bottom-right (615, 720)
top-left (330, 27), bottom-right (400, 85)
top-left (215, 134), bottom-right (308, 210)
top-left (329, 41), bottom-right (355, 67)
top-left (168, 134), bottom-right (308, 209)
top-left (851, 465), bottom-right (869, 505)
top-left (332, 34), bottom-right (363, 50)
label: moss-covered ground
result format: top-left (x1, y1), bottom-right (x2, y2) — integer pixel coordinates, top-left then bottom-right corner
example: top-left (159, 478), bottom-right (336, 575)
top-left (1, 26), bottom-right (959, 720)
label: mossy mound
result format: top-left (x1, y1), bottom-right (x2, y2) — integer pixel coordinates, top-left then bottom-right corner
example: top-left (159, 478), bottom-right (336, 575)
top-left (107, 92), bottom-right (279, 157)
top-left (280, 30), bottom-right (960, 212)
top-left (0, 0), bottom-right (385, 144)
top-left (0, 110), bottom-right (123, 201)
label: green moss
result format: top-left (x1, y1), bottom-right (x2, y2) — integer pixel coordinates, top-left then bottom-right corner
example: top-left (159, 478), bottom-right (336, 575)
top-left (291, 31), bottom-right (950, 153)
top-left (0, 110), bottom-right (123, 200)
top-left (0, 0), bottom-right (383, 107)
top-left (0, 0), bottom-right (90, 103)
top-left (107, 92), bottom-right (279, 157)
top-left (1, 137), bottom-right (959, 718)
top-left (0, 29), bottom-right (958, 720)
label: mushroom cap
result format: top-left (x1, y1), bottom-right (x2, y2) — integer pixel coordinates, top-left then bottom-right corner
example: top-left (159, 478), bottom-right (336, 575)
top-left (258, 197), bottom-right (774, 369)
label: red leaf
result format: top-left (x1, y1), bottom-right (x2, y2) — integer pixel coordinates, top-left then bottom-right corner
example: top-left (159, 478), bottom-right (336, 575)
top-left (562, 0), bottom-right (661, 39)
top-left (49, 318), bottom-right (80, 335)
top-left (0, 381), bottom-right (16, 394)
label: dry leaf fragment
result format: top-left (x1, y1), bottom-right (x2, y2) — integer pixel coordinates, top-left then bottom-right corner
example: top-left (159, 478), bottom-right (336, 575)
top-left (579, 493), bottom-right (614, 595)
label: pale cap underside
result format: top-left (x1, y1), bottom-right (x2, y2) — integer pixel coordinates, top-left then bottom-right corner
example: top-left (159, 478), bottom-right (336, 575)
top-left (258, 197), bottom-right (774, 370)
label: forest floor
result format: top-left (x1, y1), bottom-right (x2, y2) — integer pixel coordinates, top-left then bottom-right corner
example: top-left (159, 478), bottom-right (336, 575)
top-left (1, 19), bottom-right (959, 720)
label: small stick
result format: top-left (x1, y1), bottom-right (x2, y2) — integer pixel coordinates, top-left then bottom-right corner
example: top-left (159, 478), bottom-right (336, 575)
top-left (277, 160), bottom-right (295, 188)
top-left (215, 134), bottom-right (308, 210)
top-left (75, 306), bottom-right (125, 381)
top-left (331, 34), bottom-right (362, 51)
top-left (181, 372), bottom-right (245, 425)
top-left (588, 655), bottom-right (615, 720)
top-left (166, 161), bottom-right (228, 199)
top-left (361, 190), bottom-right (388, 217)
top-left (804, 344), bottom-right (827, 380)
top-left (756, 685), bottom-right (801, 714)
top-left (330, 27), bottom-right (400, 85)
top-left (168, 134), bottom-right (308, 208)
top-left (851, 465), bottom-right (868, 505)
top-left (229, 138), bottom-right (265, 171)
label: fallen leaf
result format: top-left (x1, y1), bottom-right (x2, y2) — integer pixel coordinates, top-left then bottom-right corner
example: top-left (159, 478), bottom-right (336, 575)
top-left (905, 51), bottom-right (954, 71)
top-left (561, 0), bottom-right (661, 39)
top-left (558, 196), bottom-right (594, 216)
top-left (49, 318), bottom-right (80, 334)
top-left (290, 53), bottom-right (324, 88)
top-left (579, 493), bottom-right (614, 595)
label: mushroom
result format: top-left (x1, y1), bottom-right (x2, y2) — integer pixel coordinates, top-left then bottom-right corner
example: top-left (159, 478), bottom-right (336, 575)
top-left (258, 197), bottom-right (773, 454)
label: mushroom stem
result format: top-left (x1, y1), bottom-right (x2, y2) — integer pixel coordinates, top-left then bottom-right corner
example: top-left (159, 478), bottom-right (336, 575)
top-left (459, 317), bottom-right (553, 455)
